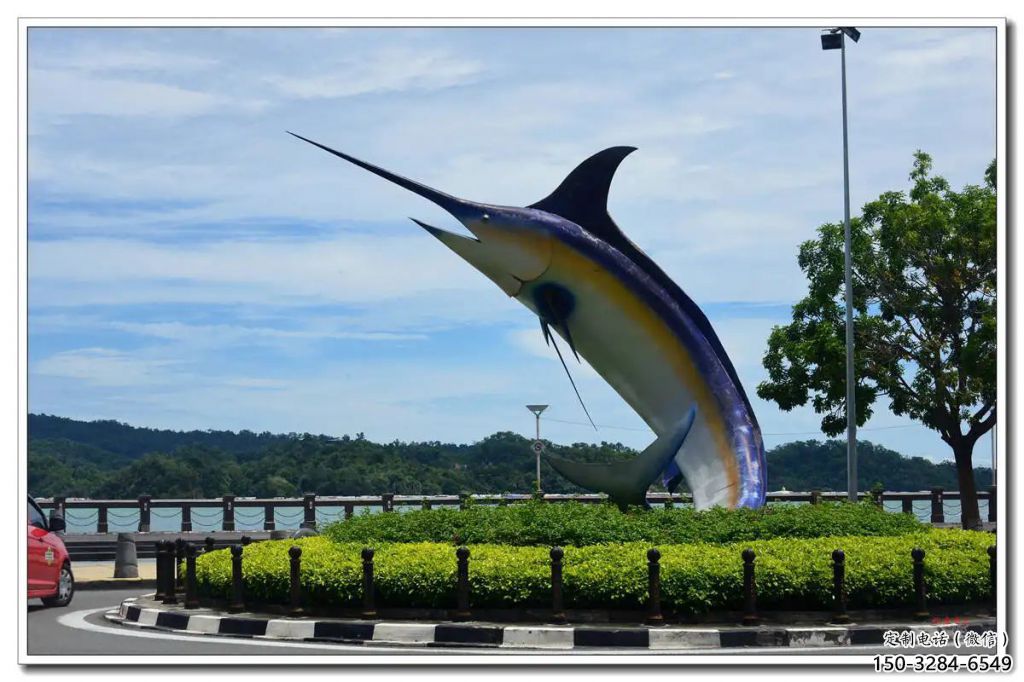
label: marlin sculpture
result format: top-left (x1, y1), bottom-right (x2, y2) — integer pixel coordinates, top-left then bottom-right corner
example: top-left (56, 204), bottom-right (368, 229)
top-left (291, 133), bottom-right (766, 510)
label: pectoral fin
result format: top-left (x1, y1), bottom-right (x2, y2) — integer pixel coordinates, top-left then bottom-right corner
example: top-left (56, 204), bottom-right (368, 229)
top-left (549, 333), bottom-right (596, 430)
top-left (543, 406), bottom-right (698, 509)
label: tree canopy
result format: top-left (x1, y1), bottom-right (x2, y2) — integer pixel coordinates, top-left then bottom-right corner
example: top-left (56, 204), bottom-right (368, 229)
top-left (758, 152), bottom-right (996, 528)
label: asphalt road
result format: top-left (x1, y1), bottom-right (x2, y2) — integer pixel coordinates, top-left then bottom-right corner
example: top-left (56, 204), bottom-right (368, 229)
top-left (26, 588), bottom-right (998, 659)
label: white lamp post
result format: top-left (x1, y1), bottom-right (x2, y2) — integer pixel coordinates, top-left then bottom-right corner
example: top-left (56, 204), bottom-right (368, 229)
top-left (822, 26), bottom-right (861, 502)
top-left (526, 404), bottom-right (549, 492)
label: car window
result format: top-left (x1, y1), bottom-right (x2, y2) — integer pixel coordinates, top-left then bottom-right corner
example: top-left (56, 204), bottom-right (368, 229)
top-left (27, 498), bottom-right (47, 529)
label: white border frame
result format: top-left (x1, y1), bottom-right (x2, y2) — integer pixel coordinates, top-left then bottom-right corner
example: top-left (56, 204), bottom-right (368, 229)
top-left (15, 14), bottom-right (1007, 668)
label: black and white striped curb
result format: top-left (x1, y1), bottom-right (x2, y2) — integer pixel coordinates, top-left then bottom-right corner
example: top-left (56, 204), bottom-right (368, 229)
top-left (108, 598), bottom-right (996, 651)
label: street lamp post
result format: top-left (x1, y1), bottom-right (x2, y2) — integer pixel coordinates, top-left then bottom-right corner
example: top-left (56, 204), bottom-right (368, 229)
top-left (526, 404), bottom-right (549, 492)
top-left (821, 27), bottom-right (861, 502)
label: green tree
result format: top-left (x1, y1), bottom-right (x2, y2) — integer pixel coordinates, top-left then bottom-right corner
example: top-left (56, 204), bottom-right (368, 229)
top-left (758, 152), bottom-right (996, 529)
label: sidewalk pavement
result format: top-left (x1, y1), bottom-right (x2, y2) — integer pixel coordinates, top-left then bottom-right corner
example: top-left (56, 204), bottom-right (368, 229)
top-left (75, 560), bottom-right (156, 590)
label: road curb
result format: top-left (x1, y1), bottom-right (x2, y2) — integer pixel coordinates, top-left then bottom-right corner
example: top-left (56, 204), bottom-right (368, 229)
top-left (106, 597), bottom-right (997, 651)
top-left (78, 578), bottom-right (157, 591)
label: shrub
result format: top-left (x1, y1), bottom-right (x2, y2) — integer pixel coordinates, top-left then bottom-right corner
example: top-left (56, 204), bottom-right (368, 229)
top-left (194, 529), bottom-right (992, 614)
top-left (321, 500), bottom-right (925, 547)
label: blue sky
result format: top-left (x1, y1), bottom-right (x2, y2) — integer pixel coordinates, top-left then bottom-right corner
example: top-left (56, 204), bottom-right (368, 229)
top-left (27, 26), bottom-right (996, 464)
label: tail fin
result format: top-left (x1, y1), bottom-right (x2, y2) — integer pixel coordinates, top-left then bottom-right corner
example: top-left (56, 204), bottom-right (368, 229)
top-left (543, 406), bottom-right (697, 509)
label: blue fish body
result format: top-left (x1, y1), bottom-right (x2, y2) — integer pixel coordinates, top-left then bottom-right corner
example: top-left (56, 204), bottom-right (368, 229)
top-left (291, 135), bottom-right (766, 509)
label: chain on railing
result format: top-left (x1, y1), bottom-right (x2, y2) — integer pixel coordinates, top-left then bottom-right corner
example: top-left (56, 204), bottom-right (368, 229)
top-left (315, 510), bottom-right (344, 523)
top-left (64, 510), bottom-right (98, 522)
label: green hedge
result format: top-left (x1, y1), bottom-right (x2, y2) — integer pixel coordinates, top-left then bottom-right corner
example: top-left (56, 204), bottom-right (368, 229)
top-left (321, 500), bottom-right (925, 547)
top-left (194, 529), bottom-right (993, 614)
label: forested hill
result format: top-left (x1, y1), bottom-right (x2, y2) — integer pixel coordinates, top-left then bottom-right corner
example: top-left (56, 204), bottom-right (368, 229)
top-left (28, 413), bottom-right (297, 460)
top-left (27, 414), bottom-right (991, 499)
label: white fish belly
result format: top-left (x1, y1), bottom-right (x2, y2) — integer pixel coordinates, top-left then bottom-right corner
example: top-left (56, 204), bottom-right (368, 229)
top-left (518, 271), bottom-right (739, 509)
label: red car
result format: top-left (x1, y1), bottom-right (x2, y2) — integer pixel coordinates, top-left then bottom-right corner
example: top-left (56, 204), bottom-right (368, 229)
top-left (27, 496), bottom-right (74, 607)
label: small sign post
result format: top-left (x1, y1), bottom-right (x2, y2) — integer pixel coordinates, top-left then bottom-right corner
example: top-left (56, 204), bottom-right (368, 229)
top-left (526, 405), bottom-right (549, 492)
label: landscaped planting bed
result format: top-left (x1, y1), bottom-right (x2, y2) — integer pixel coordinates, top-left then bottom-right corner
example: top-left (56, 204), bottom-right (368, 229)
top-left (193, 528), bottom-right (994, 615)
top-left (321, 500), bottom-right (927, 546)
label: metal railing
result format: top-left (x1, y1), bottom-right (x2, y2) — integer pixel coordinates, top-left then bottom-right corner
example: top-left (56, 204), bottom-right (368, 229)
top-left (34, 487), bottom-right (996, 534)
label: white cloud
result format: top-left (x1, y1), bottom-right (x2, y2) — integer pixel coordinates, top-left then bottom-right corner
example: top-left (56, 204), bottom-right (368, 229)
top-left (875, 31), bottom-right (993, 70)
top-left (29, 68), bottom-right (265, 119)
top-left (33, 348), bottom-right (179, 387)
top-left (32, 46), bottom-right (220, 74)
top-left (109, 321), bottom-right (426, 344)
top-left (266, 49), bottom-right (484, 99)
top-left (507, 327), bottom-right (602, 381)
top-left (28, 234), bottom-right (483, 304)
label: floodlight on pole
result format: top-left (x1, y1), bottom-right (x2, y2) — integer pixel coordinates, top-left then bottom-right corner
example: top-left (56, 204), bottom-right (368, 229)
top-left (821, 26), bottom-right (860, 502)
top-left (526, 405), bottom-right (549, 492)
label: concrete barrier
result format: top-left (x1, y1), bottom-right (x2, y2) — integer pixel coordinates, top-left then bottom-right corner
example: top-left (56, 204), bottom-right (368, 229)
top-left (113, 533), bottom-right (139, 578)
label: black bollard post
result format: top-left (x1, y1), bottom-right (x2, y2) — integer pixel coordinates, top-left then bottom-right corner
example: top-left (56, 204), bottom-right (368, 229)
top-left (154, 541), bottom-right (168, 602)
top-left (421, 498), bottom-right (432, 511)
top-left (459, 493), bottom-right (470, 510)
top-left (97, 505), bottom-right (109, 534)
top-left (228, 545), bottom-right (244, 613)
top-left (302, 493), bottom-right (316, 529)
top-left (912, 548), bottom-right (929, 621)
top-left (930, 488), bottom-right (944, 524)
top-left (263, 504), bottom-right (275, 531)
top-left (204, 536), bottom-right (216, 554)
top-left (137, 495), bottom-right (152, 532)
top-left (181, 504), bottom-right (192, 532)
top-left (550, 547), bottom-right (566, 624)
top-left (902, 497), bottom-right (914, 515)
top-left (162, 541), bottom-right (178, 605)
top-left (454, 546), bottom-right (471, 621)
top-left (988, 545), bottom-right (996, 616)
top-left (289, 546), bottom-right (303, 616)
top-left (53, 495), bottom-right (66, 518)
top-left (830, 549), bottom-right (850, 624)
top-left (184, 544), bottom-right (200, 609)
top-left (174, 538), bottom-right (186, 591)
top-left (241, 535), bottom-right (252, 546)
top-left (361, 547), bottom-right (376, 619)
top-left (810, 490), bottom-right (821, 506)
top-left (344, 503), bottom-right (354, 520)
top-left (382, 493), bottom-right (395, 513)
top-left (647, 548), bottom-right (664, 626)
top-left (223, 494), bottom-right (236, 531)
top-left (742, 549), bottom-right (758, 626)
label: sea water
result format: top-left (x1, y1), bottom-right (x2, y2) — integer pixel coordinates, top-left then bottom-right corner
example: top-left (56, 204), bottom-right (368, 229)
top-left (56, 500), bottom-right (983, 534)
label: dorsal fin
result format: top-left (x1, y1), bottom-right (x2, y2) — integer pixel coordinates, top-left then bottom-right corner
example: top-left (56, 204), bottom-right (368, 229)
top-left (529, 146), bottom-right (637, 247)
